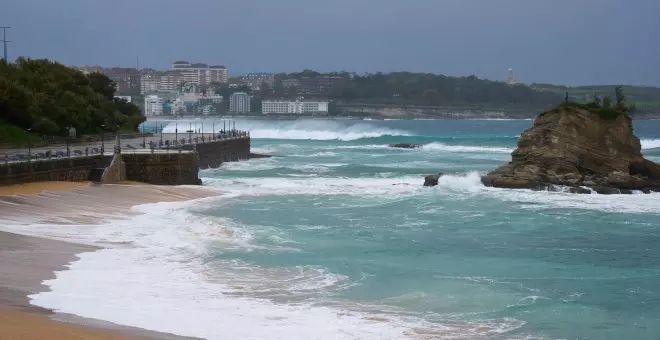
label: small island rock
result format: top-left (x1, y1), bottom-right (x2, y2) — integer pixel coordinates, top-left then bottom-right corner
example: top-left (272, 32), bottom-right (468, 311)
top-left (481, 105), bottom-right (660, 194)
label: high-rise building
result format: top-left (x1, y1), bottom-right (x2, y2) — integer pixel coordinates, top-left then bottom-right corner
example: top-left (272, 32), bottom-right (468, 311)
top-left (171, 61), bottom-right (228, 86)
top-left (144, 95), bottom-right (164, 116)
top-left (140, 74), bottom-right (160, 94)
top-left (229, 92), bottom-right (251, 113)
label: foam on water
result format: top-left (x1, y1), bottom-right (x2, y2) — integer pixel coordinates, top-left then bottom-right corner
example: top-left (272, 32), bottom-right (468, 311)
top-left (163, 119), bottom-right (411, 141)
top-left (641, 139), bottom-right (660, 150)
top-left (203, 176), bottom-right (423, 197)
top-left (433, 172), bottom-right (660, 214)
top-left (13, 198), bottom-right (525, 340)
top-left (423, 142), bottom-right (514, 153)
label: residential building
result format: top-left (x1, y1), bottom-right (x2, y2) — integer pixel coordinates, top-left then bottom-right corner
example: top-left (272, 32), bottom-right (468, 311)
top-left (144, 95), bottom-right (164, 116)
top-left (262, 98), bottom-right (329, 115)
top-left (230, 92), bottom-right (251, 113)
top-left (114, 95), bottom-right (132, 103)
top-left (280, 76), bottom-right (345, 95)
top-left (76, 65), bottom-right (102, 74)
top-left (159, 71), bottom-right (185, 91)
top-left (172, 60), bottom-right (228, 86)
top-left (140, 74), bottom-right (160, 94)
top-left (103, 67), bottom-right (140, 94)
top-left (240, 73), bottom-right (275, 90)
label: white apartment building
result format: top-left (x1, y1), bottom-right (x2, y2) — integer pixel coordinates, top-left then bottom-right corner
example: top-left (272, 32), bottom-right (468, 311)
top-left (144, 95), bottom-right (164, 116)
top-left (114, 95), bottom-right (132, 103)
top-left (172, 61), bottom-right (228, 86)
top-left (262, 99), bottom-right (329, 115)
top-left (229, 92), bottom-right (251, 113)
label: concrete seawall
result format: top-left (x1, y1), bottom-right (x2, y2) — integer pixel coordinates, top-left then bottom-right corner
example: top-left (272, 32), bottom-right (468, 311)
top-left (122, 152), bottom-right (201, 185)
top-left (0, 156), bottom-right (111, 186)
top-left (182, 137), bottom-right (250, 169)
top-left (0, 136), bottom-right (251, 186)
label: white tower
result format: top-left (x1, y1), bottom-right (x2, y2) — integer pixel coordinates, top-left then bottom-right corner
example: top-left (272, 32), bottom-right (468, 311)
top-left (506, 68), bottom-right (515, 85)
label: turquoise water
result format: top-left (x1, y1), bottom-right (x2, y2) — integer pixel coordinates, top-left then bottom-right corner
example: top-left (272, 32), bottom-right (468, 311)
top-left (17, 118), bottom-right (659, 339)
top-left (153, 118), bottom-right (660, 339)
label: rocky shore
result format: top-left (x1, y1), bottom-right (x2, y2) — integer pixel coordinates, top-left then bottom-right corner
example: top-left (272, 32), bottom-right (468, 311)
top-left (480, 105), bottom-right (660, 194)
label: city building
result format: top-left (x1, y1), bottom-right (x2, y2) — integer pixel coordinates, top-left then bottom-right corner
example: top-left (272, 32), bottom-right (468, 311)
top-left (103, 67), bottom-right (140, 94)
top-left (172, 60), bottom-right (228, 86)
top-left (114, 95), bottom-right (132, 103)
top-left (229, 92), bottom-right (251, 113)
top-left (240, 73), bottom-right (275, 90)
top-left (144, 95), bottom-right (164, 116)
top-left (76, 65), bottom-right (102, 74)
top-left (280, 76), bottom-right (345, 95)
top-left (159, 71), bottom-right (185, 91)
top-left (262, 98), bottom-right (329, 115)
top-left (140, 74), bottom-right (160, 94)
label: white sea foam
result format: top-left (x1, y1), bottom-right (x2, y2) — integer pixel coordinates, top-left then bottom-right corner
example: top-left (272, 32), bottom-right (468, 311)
top-left (423, 143), bottom-right (514, 153)
top-left (432, 172), bottom-right (660, 214)
top-left (9, 198), bottom-right (526, 340)
top-left (163, 119), bottom-right (410, 141)
top-left (203, 176), bottom-right (423, 198)
top-left (641, 139), bottom-right (660, 150)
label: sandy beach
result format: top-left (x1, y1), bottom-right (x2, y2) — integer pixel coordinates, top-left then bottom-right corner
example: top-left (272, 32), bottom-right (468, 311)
top-left (0, 181), bottom-right (214, 339)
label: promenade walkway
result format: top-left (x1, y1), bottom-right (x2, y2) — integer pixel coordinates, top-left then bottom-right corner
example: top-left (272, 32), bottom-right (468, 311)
top-left (1, 130), bottom-right (249, 164)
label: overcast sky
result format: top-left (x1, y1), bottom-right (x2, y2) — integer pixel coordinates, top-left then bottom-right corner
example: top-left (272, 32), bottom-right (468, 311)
top-left (2, 0), bottom-right (659, 86)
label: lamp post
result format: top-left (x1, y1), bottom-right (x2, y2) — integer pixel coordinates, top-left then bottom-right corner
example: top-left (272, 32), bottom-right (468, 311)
top-left (189, 122), bottom-right (192, 143)
top-left (160, 124), bottom-right (163, 144)
top-left (201, 121), bottom-right (204, 142)
top-left (175, 123), bottom-right (178, 145)
top-left (212, 121), bottom-right (215, 140)
top-left (100, 124), bottom-right (106, 154)
top-left (26, 128), bottom-right (32, 161)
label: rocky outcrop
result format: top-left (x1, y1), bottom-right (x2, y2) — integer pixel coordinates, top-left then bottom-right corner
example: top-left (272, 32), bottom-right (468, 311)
top-left (389, 143), bottom-right (423, 149)
top-left (481, 106), bottom-right (660, 193)
top-left (424, 173), bottom-right (444, 187)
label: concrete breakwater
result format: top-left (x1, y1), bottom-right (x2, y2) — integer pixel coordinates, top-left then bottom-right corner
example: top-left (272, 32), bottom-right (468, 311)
top-left (0, 136), bottom-right (251, 186)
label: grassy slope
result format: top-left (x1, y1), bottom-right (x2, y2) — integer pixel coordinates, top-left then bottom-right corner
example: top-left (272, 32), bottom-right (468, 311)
top-left (0, 122), bottom-right (40, 147)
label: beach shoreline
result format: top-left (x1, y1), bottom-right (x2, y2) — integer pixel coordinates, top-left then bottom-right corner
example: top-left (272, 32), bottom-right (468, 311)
top-left (0, 181), bottom-right (214, 339)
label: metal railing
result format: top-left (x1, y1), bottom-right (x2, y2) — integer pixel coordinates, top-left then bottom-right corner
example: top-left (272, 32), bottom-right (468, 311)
top-left (1, 130), bottom-right (250, 165)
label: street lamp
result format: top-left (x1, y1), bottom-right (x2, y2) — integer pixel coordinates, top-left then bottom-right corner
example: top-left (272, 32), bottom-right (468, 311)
top-left (26, 128), bottom-right (32, 161)
top-left (101, 124), bottom-right (106, 154)
top-left (160, 124), bottom-right (163, 145)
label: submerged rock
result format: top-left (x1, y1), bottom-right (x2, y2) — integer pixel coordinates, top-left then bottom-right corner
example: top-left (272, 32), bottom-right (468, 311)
top-left (423, 173), bottom-right (444, 187)
top-left (481, 106), bottom-right (660, 194)
top-left (389, 143), bottom-right (423, 149)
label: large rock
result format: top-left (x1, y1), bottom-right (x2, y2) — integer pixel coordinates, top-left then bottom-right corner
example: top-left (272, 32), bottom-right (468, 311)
top-left (389, 143), bottom-right (423, 149)
top-left (424, 173), bottom-right (444, 187)
top-left (481, 106), bottom-right (660, 193)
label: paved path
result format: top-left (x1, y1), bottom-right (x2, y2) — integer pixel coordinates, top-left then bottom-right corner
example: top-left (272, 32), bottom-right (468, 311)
top-left (1, 132), bottom-right (247, 164)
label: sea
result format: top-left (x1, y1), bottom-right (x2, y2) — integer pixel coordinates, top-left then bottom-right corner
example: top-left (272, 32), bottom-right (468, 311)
top-left (12, 118), bottom-right (660, 339)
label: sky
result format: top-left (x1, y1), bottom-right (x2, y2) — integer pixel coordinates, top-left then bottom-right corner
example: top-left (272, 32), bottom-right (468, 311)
top-left (2, 0), bottom-right (659, 86)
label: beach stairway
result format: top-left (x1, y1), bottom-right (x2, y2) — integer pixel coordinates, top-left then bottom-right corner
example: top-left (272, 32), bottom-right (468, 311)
top-left (90, 153), bottom-right (126, 184)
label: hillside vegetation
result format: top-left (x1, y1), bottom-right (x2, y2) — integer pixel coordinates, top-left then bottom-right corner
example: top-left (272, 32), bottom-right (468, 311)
top-left (0, 58), bottom-right (143, 143)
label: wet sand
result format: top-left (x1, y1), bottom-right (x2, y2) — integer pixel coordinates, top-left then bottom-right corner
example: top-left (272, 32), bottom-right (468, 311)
top-left (0, 182), bottom-right (214, 339)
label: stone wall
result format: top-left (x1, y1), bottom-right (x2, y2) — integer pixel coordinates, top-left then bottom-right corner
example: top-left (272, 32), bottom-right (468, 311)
top-left (0, 156), bottom-right (111, 186)
top-left (121, 151), bottom-right (201, 185)
top-left (182, 137), bottom-right (250, 169)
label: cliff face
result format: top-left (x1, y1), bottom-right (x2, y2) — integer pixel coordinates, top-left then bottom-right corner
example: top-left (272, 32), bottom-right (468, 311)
top-left (481, 107), bottom-right (660, 193)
